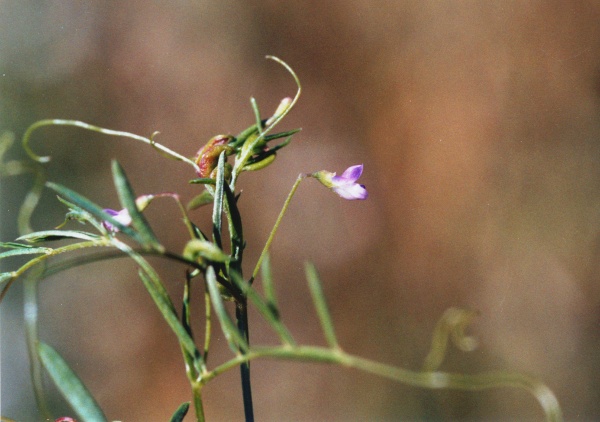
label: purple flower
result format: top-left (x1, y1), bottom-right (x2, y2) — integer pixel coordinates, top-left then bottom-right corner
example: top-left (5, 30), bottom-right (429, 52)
top-left (102, 208), bottom-right (132, 232)
top-left (312, 164), bottom-right (368, 200)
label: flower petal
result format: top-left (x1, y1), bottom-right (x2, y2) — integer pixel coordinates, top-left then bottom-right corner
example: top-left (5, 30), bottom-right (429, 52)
top-left (332, 183), bottom-right (368, 200)
top-left (102, 208), bottom-right (132, 232)
top-left (339, 164), bottom-right (363, 182)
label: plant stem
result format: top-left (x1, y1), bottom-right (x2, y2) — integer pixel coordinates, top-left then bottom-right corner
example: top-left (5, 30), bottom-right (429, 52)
top-left (205, 345), bottom-right (563, 422)
top-left (23, 266), bottom-right (52, 420)
top-left (192, 383), bottom-right (206, 422)
top-left (250, 174), bottom-right (306, 283)
top-left (236, 299), bottom-right (254, 422)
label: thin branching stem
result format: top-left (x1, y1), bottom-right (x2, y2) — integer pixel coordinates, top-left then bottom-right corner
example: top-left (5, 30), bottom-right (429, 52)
top-left (21, 119), bottom-right (200, 173)
top-left (204, 345), bottom-right (562, 422)
top-left (250, 174), bottom-right (306, 284)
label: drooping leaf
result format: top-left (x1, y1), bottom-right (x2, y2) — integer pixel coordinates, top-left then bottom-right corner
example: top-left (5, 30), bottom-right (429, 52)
top-left (111, 160), bottom-right (163, 252)
top-left (37, 342), bottom-right (107, 422)
top-left (17, 230), bottom-right (99, 243)
top-left (119, 242), bottom-right (201, 363)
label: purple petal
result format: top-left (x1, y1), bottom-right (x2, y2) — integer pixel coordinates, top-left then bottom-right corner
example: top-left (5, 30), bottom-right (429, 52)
top-left (103, 208), bottom-right (120, 217)
top-left (102, 208), bottom-right (132, 231)
top-left (339, 164), bottom-right (363, 182)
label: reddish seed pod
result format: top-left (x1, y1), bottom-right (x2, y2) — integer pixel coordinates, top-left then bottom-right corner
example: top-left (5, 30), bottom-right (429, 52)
top-left (194, 135), bottom-right (234, 177)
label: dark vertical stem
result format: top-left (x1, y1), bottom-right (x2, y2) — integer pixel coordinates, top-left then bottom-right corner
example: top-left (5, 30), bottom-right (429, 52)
top-left (236, 299), bottom-right (254, 422)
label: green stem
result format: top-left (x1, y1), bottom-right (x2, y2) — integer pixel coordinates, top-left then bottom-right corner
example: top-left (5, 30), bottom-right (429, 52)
top-left (191, 383), bottom-right (206, 422)
top-left (250, 174), bottom-right (306, 283)
top-left (23, 265), bottom-right (51, 420)
top-left (203, 290), bottom-right (212, 365)
top-left (1, 240), bottom-right (110, 303)
top-left (205, 345), bottom-right (562, 422)
top-left (22, 119), bottom-right (200, 173)
top-left (236, 300), bottom-right (254, 422)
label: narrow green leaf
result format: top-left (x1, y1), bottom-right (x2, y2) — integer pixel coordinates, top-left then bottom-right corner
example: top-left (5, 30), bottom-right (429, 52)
top-left (190, 222), bottom-right (208, 241)
top-left (111, 239), bottom-right (201, 369)
top-left (230, 271), bottom-right (295, 346)
top-left (136, 268), bottom-right (201, 363)
top-left (222, 182), bottom-right (244, 263)
top-left (250, 97), bottom-right (263, 130)
top-left (187, 191), bottom-right (214, 210)
top-left (242, 153), bottom-right (276, 171)
top-left (182, 273), bottom-right (193, 339)
top-left (0, 247), bottom-right (52, 259)
top-left (37, 342), bottom-right (107, 422)
top-left (46, 182), bottom-right (139, 241)
top-left (211, 152), bottom-right (226, 248)
top-left (111, 161), bottom-right (163, 251)
top-left (261, 254), bottom-right (279, 313)
top-left (263, 128), bottom-right (302, 142)
top-left (18, 230), bottom-right (99, 243)
top-left (230, 124), bottom-right (259, 149)
top-left (0, 241), bottom-right (38, 249)
top-left (305, 262), bottom-right (339, 349)
top-left (169, 402), bottom-right (190, 422)
top-left (189, 178), bottom-right (217, 185)
top-left (205, 266), bottom-right (248, 353)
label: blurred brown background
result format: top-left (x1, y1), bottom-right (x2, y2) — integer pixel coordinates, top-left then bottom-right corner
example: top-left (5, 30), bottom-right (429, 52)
top-left (2, 1), bottom-right (600, 420)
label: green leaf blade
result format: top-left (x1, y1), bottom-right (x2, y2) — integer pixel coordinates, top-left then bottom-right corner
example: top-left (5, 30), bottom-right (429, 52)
top-left (205, 266), bottom-right (248, 353)
top-left (17, 230), bottom-right (99, 243)
top-left (0, 242), bottom-right (53, 260)
top-left (137, 268), bottom-right (201, 364)
top-left (211, 152), bottom-right (226, 248)
top-left (46, 182), bottom-right (139, 241)
top-left (111, 160), bottom-right (163, 251)
top-left (37, 342), bottom-right (107, 422)
top-left (169, 402), bottom-right (191, 422)
top-left (305, 262), bottom-right (339, 349)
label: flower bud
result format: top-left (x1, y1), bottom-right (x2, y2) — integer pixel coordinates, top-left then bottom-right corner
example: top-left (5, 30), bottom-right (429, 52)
top-left (266, 97), bottom-right (293, 126)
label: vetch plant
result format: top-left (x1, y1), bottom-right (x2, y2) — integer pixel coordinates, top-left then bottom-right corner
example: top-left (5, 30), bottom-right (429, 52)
top-left (0, 57), bottom-right (562, 422)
